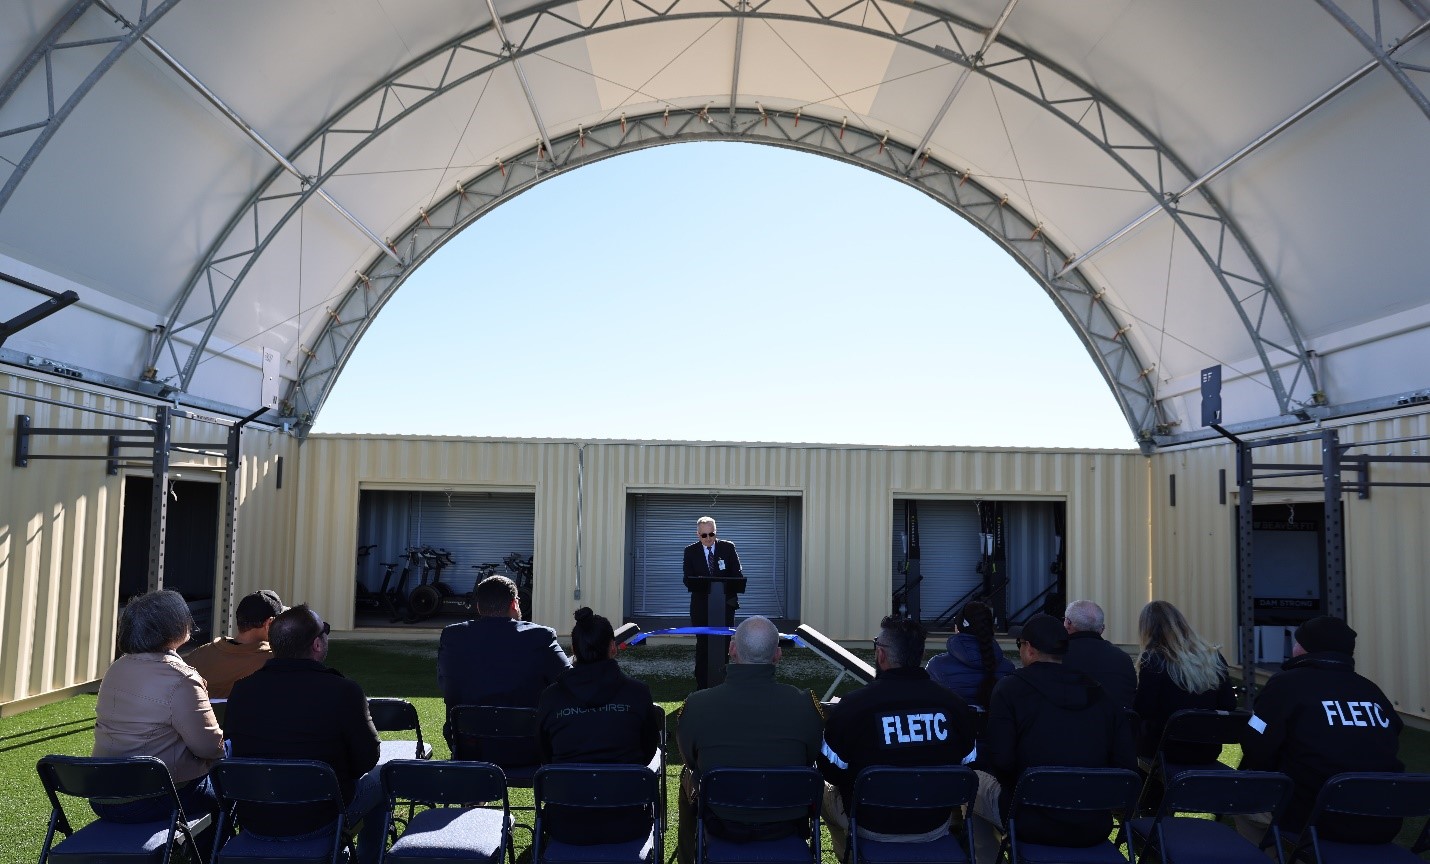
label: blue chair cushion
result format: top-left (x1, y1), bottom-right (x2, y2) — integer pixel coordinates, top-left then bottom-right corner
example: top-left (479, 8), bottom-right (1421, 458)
top-left (1011, 840), bottom-right (1124, 864)
top-left (379, 741), bottom-right (433, 764)
top-left (221, 828), bottom-right (342, 862)
top-left (702, 833), bottom-right (814, 864)
top-left (1307, 839), bottom-right (1423, 864)
top-left (1128, 817), bottom-right (1267, 864)
top-left (386, 807), bottom-right (509, 862)
top-left (540, 829), bottom-right (656, 862)
top-left (47, 819), bottom-right (178, 860)
top-left (856, 834), bottom-right (969, 864)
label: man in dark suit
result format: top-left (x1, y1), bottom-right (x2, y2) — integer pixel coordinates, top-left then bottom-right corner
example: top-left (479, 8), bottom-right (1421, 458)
top-left (682, 516), bottom-right (745, 689)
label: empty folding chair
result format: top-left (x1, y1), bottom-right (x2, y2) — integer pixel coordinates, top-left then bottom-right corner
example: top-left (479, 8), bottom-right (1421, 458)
top-left (696, 766), bottom-right (823, 864)
top-left (1128, 769), bottom-right (1292, 864)
top-left (1002, 767), bottom-right (1142, 864)
top-left (848, 765), bottom-right (979, 864)
top-left (380, 759), bottom-right (512, 864)
top-left (370, 698), bottom-right (433, 763)
top-left (448, 706), bottom-right (541, 784)
top-left (211, 759), bottom-right (349, 864)
top-left (36, 755), bottom-right (212, 864)
top-left (1287, 772), bottom-right (1430, 864)
top-left (532, 764), bottom-right (661, 864)
top-left (1137, 709), bottom-right (1249, 813)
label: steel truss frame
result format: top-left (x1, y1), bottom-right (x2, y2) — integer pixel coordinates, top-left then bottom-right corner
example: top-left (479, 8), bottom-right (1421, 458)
top-left (139, 0), bottom-right (1320, 430)
top-left (0, 0), bottom-right (182, 213)
top-left (1314, 0), bottom-right (1430, 121)
top-left (284, 108), bottom-right (1157, 438)
top-left (1228, 425), bottom-right (1430, 705)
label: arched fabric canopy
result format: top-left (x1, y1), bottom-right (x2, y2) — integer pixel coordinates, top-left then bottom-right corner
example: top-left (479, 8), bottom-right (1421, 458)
top-left (1, 0), bottom-right (1426, 447)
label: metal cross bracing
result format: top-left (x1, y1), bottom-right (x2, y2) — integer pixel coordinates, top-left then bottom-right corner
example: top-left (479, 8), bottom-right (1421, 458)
top-left (281, 108), bottom-right (1159, 440)
top-left (143, 0), bottom-right (1317, 426)
top-left (1313, 0), bottom-right (1430, 122)
top-left (0, 0), bottom-right (183, 214)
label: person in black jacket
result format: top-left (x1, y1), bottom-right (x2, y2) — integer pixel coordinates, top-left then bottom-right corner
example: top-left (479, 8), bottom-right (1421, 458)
top-left (1133, 600), bottom-right (1235, 764)
top-left (225, 605), bottom-right (384, 864)
top-left (536, 607), bottom-right (661, 844)
top-left (438, 574), bottom-right (571, 766)
top-left (818, 615), bottom-right (977, 861)
top-left (682, 516), bottom-right (745, 689)
top-left (1061, 599), bottom-right (1136, 711)
top-left (970, 613), bottom-right (1136, 864)
top-left (926, 600), bottom-right (1014, 707)
top-left (1237, 616), bottom-right (1403, 845)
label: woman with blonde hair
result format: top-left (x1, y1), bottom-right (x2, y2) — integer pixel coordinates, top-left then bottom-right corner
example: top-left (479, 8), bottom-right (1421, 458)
top-left (1134, 599), bottom-right (1235, 763)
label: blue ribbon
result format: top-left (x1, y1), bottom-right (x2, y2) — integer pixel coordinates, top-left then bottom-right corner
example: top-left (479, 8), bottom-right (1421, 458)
top-left (621, 626), bottom-right (808, 648)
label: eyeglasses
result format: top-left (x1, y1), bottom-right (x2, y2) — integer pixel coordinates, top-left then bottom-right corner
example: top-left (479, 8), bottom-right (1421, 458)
top-left (318, 621), bottom-right (331, 638)
top-left (1015, 638), bottom-right (1027, 649)
top-left (699, 532), bottom-right (716, 539)
top-left (871, 639), bottom-right (888, 650)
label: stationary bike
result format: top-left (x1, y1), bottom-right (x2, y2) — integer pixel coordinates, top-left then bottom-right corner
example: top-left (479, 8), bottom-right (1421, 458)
top-left (354, 544), bottom-right (380, 609)
top-left (406, 547), bottom-right (473, 622)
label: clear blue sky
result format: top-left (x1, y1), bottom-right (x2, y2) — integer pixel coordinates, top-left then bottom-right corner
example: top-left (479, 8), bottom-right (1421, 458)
top-left (314, 143), bottom-right (1137, 449)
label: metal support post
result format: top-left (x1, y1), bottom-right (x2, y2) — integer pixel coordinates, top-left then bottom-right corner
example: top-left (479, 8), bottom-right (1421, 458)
top-left (1236, 440), bottom-right (1257, 708)
top-left (220, 423), bottom-right (242, 637)
top-left (1322, 429), bottom-right (1347, 620)
top-left (147, 404), bottom-right (172, 591)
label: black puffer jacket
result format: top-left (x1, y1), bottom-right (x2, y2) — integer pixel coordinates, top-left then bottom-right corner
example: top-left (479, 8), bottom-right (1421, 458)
top-left (977, 661), bottom-right (1135, 847)
top-left (1240, 651), bottom-right (1403, 841)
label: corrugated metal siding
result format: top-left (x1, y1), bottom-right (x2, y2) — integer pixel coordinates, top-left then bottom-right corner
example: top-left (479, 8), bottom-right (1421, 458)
top-left (1, 375), bottom-right (287, 710)
top-left (1151, 411), bottom-right (1430, 721)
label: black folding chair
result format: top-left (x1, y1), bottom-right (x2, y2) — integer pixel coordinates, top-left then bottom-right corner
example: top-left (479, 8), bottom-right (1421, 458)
top-left (370, 698), bottom-right (433, 763)
top-left (36, 755), bottom-right (212, 864)
top-left (649, 705), bottom-right (669, 831)
top-left (1128, 769), bottom-right (1292, 864)
top-left (211, 759), bottom-right (349, 864)
top-left (1003, 767), bottom-right (1142, 864)
top-left (448, 706), bottom-right (541, 784)
top-left (533, 764), bottom-right (661, 864)
top-left (380, 759), bottom-right (512, 864)
top-left (696, 767), bottom-right (823, 864)
top-left (1137, 710), bottom-right (1249, 813)
top-left (1288, 772), bottom-right (1430, 864)
top-left (848, 765), bottom-right (978, 864)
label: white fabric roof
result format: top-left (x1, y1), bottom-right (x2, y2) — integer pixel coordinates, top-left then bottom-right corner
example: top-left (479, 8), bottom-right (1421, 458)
top-left (1, 0), bottom-right (1426, 445)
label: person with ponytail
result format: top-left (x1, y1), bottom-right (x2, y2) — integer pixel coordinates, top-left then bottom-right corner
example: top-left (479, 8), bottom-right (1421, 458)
top-left (535, 607), bottom-right (660, 844)
top-left (925, 601), bottom-right (1013, 707)
top-left (1133, 600), bottom-right (1235, 763)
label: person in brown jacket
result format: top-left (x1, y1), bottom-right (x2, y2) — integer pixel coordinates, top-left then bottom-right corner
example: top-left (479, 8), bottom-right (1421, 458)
top-left (92, 589), bottom-right (225, 829)
top-left (185, 589), bottom-right (284, 698)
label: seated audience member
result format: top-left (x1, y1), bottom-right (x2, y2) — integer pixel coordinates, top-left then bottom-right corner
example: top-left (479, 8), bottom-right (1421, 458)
top-left (676, 616), bottom-right (825, 864)
top-left (1238, 616), bottom-right (1403, 845)
top-left (437, 573), bottom-right (571, 765)
top-left (926, 601), bottom-right (1013, 708)
top-left (1061, 599), bottom-right (1136, 711)
top-left (185, 589), bottom-right (285, 699)
top-left (971, 613), bottom-right (1135, 864)
top-left (820, 615), bottom-right (977, 861)
top-left (92, 590), bottom-right (224, 837)
top-left (225, 605), bottom-right (384, 864)
top-left (1133, 600), bottom-right (1234, 764)
top-left (536, 607), bottom-right (661, 844)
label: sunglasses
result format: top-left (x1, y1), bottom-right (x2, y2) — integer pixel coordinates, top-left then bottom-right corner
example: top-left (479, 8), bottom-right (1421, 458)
top-left (699, 532), bottom-right (716, 539)
top-left (871, 639), bottom-right (888, 650)
top-left (1015, 638), bottom-right (1027, 649)
top-left (318, 621), bottom-right (331, 638)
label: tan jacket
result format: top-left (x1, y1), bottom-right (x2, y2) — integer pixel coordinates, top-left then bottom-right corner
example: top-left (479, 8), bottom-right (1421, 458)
top-left (93, 651), bottom-right (225, 783)
top-left (184, 637), bottom-right (272, 699)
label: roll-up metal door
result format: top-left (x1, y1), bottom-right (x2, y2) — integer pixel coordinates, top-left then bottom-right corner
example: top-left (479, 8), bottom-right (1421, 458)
top-left (631, 494), bottom-right (791, 619)
top-left (892, 500), bottom-right (981, 624)
top-left (1003, 502), bottom-right (1059, 621)
top-left (355, 490), bottom-right (534, 595)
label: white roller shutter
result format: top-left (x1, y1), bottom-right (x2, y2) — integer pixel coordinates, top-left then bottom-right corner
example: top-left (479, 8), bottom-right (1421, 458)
top-left (631, 494), bottom-right (791, 619)
top-left (892, 500), bottom-right (981, 624)
top-left (1003, 502), bottom-right (1060, 622)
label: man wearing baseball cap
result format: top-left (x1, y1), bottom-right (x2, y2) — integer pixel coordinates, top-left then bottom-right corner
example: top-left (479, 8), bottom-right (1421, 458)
top-left (969, 613), bottom-right (1135, 863)
top-left (1238, 615), bottom-right (1403, 844)
top-left (185, 589), bottom-right (285, 699)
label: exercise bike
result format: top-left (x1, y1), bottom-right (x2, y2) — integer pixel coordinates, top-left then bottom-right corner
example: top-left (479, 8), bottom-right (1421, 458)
top-left (406, 547), bottom-right (474, 623)
top-left (354, 544), bottom-right (380, 609)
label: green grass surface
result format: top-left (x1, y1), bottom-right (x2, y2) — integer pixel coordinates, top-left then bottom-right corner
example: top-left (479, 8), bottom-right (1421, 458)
top-left (2, 640), bottom-right (1427, 864)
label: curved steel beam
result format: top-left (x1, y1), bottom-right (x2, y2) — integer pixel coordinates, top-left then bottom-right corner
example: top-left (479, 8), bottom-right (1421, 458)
top-left (0, 0), bottom-right (183, 213)
top-left (283, 109), bottom-right (1160, 440)
top-left (1313, 0), bottom-right (1430, 120)
top-left (148, 0), bottom-right (1317, 423)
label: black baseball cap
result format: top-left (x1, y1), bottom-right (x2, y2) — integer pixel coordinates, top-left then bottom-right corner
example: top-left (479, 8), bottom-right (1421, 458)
top-left (235, 590), bottom-right (286, 629)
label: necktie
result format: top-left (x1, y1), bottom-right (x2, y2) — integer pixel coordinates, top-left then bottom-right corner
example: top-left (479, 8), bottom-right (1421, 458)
top-left (708, 548), bottom-right (718, 577)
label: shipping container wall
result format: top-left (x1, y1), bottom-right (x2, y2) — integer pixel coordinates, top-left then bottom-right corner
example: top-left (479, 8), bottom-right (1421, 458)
top-left (300, 436), bottom-right (1150, 643)
top-left (1150, 411), bottom-right (1430, 720)
top-left (1, 375), bottom-right (292, 712)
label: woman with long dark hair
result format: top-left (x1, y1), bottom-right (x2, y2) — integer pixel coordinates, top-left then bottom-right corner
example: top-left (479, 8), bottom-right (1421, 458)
top-left (1134, 599), bottom-right (1236, 762)
top-left (925, 601), bottom-right (1013, 707)
top-left (536, 607), bottom-right (660, 844)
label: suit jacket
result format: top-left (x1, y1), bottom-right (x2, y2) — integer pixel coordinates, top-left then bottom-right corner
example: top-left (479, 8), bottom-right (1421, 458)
top-left (682, 539), bottom-right (746, 607)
